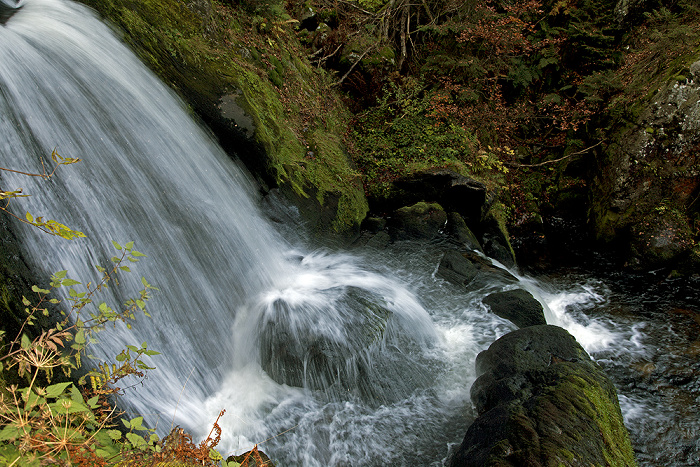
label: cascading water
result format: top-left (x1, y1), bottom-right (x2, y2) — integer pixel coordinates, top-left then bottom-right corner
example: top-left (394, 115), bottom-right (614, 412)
top-left (0, 1), bottom-right (470, 463)
top-left (1, 0), bottom-right (697, 466)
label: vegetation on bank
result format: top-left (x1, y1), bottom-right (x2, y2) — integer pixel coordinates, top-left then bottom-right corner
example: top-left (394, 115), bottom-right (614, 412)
top-left (69, 0), bottom-right (698, 266)
top-left (292, 0), bottom-right (699, 267)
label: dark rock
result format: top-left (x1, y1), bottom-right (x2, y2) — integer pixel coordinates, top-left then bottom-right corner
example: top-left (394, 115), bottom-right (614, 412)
top-left (482, 289), bottom-right (546, 329)
top-left (450, 325), bottom-right (637, 467)
top-left (445, 212), bottom-right (482, 252)
top-left (459, 251), bottom-right (519, 288)
top-left (362, 216), bottom-right (387, 233)
top-left (392, 169), bottom-right (486, 226)
top-left (388, 202), bottom-right (447, 241)
top-left (437, 249), bottom-right (479, 287)
top-left (0, 0), bottom-right (23, 25)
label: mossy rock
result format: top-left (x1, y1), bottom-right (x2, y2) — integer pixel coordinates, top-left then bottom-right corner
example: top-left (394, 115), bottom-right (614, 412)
top-left (450, 325), bottom-right (636, 467)
top-left (482, 202), bottom-right (516, 268)
top-left (388, 201), bottom-right (447, 241)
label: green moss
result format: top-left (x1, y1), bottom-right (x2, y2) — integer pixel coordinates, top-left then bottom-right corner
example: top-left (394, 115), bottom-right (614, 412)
top-left (541, 368), bottom-right (637, 467)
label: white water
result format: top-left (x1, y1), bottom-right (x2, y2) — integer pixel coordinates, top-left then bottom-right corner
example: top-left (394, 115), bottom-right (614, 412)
top-left (0, 1), bottom-right (662, 465)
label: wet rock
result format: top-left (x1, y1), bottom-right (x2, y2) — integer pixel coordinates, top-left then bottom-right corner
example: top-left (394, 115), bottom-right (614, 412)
top-left (482, 289), bottom-right (546, 329)
top-left (437, 249), bottom-right (479, 287)
top-left (450, 325), bottom-right (637, 467)
top-left (388, 202), bottom-right (447, 241)
top-left (445, 212), bottom-right (482, 252)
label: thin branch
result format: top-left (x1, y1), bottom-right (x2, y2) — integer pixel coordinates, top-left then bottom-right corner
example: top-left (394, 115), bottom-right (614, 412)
top-left (0, 167), bottom-right (48, 178)
top-left (336, 0), bottom-right (376, 16)
top-left (332, 45), bottom-right (375, 86)
top-left (507, 141), bottom-right (603, 168)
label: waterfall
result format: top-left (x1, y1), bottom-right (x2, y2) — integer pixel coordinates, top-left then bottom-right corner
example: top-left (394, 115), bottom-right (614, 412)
top-left (1, 0), bottom-right (661, 465)
top-left (0, 1), bottom-right (466, 463)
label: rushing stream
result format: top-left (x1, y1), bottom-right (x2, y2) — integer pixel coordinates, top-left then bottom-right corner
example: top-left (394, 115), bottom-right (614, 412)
top-left (0, 0), bottom-right (698, 465)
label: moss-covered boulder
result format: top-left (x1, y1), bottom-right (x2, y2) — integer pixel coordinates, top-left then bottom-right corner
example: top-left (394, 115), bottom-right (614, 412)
top-left (77, 0), bottom-right (368, 237)
top-left (450, 325), bottom-right (636, 467)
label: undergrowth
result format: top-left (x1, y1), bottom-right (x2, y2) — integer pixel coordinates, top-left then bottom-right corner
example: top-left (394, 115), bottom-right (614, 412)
top-left (0, 160), bottom-right (274, 466)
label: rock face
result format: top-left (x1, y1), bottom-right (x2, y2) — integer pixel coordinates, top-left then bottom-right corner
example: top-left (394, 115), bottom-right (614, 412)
top-left (591, 62), bottom-right (700, 270)
top-left (450, 325), bottom-right (636, 467)
top-left (482, 289), bottom-right (546, 329)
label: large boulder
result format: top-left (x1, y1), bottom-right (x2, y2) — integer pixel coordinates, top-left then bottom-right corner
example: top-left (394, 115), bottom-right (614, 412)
top-left (450, 325), bottom-right (636, 467)
top-left (481, 203), bottom-right (517, 268)
top-left (482, 289), bottom-right (546, 329)
top-left (445, 212), bottom-right (483, 252)
top-left (437, 249), bottom-right (479, 287)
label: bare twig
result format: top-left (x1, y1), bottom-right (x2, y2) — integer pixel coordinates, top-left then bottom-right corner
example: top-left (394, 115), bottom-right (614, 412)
top-left (332, 44), bottom-right (375, 86)
top-left (507, 141), bottom-right (603, 168)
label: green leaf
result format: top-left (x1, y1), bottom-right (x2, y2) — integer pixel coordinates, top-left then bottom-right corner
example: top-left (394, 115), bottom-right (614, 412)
top-left (31, 285), bottom-right (50, 294)
top-left (62, 278), bottom-right (81, 286)
top-left (126, 432), bottom-right (147, 449)
top-left (74, 330), bottom-right (86, 345)
top-left (131, 250), bottom-right (147, 257)
top-left (0, 424), bottom-right (21, 441)
top-left (45, 382), bottom-right (72, 398)
top-left (129, 416), bottom-right (145, 430)
top-left (119, 266), bottom-right (131, 272)
top-left (125, 241), bottom-right (134, 251)
top-left (53, 270), bottom-right (68, 279)
top-left (20, 334), bottom-right (30, 350)
top-left (25, 212), bottom-right (34, 223)
top-left (209, 448), bottom-right (224, 461)
top-left (107, 429), bottom-right (122, 440)
top-left (112, 241), bottom-right (122, 250)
